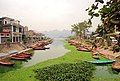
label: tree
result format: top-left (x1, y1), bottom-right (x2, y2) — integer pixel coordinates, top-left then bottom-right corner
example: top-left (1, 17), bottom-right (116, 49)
top-left (22, 35), bottom-right (28, 44)
top-left (86, 0), bottom-right (120, 34)
top-left (71, 21), bottom-right (91, 40)
top-left (87, 0), bottom-right (120, 47)
top-left (96, 24), bottom-right (107, 37)
top-left (6, 37), bottom-right (12, 47)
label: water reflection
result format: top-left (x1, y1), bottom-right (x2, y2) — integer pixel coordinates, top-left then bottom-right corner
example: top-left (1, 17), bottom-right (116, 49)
top-left (94, 65), bottom-right (120, 78)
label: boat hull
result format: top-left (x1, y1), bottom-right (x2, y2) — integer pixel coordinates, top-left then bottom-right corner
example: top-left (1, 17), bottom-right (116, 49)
top-left (88, 60), bottom-right (115, 64)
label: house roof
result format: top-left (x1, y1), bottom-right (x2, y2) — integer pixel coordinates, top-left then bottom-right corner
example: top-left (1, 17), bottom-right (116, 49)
top-left (0, 17), bottom-right (14, 21)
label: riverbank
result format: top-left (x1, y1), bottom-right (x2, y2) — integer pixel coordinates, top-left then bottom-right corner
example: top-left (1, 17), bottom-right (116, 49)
top-left (0, 43), bottom-right (26, 53)
top-left (0, 40), bottom-right (120, 81)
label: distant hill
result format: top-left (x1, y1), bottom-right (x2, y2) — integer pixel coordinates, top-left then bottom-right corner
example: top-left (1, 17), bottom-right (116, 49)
top-left (42, 30), bottom-right (74, 38)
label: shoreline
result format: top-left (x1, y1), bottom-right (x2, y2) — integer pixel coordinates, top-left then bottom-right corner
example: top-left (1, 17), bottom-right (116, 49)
top-left (0, 40), bottom-right (120, 81)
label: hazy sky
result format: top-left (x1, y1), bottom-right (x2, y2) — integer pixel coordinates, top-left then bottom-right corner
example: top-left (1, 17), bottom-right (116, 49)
top-left (0, 0), bottom-right (101, 31)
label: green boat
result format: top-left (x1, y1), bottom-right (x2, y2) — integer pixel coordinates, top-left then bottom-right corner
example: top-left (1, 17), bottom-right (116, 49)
top-left (88, 60), bottom-right (115, 64)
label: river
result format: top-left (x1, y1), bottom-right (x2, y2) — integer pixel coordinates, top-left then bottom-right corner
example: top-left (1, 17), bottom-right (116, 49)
top-left (0, 38), bottom-right (120, 80)
top-left (23, 38), bottom-right (69, 67)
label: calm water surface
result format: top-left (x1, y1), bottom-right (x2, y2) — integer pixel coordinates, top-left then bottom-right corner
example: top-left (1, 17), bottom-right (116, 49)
top-left (23, 38), bottom-right (69, 67)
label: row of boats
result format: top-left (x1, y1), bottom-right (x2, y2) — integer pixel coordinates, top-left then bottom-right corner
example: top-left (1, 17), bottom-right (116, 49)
top-left (68, 40), bottom-right (99, 59)
top-left (30, 39), bottom-right (52, 50)
top-left (0, 52), bottom-right (32, 66)
top-left (68, 39), bottom-right (120, 71)
top-left (0, 39), bottom-right (53, 66)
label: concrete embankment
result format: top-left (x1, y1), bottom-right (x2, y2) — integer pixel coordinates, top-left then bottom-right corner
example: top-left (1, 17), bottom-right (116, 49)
top-left (0, 43), bottom-right (26, 53)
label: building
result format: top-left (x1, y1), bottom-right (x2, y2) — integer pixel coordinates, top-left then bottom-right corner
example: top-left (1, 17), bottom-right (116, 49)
top-left (23, 26), bottom-right (28, 36)
top-left (0, 17), bottom-right (23, 44)
top-left (26, 30), bottom-right (43, 43)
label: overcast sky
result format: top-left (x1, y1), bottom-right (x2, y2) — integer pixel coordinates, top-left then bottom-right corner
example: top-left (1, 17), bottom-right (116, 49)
top-left (0, 0), bottom-right (102, 32)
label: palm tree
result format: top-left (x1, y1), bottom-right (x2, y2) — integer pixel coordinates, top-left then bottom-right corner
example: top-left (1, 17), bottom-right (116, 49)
top-left (71, 21), bottom-right (91, 40)
top-left (71, 23), bottom-right (82, 40)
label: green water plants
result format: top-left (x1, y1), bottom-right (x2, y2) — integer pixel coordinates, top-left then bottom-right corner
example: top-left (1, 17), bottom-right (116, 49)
top-left (34, 62), bottom-right (95, 81)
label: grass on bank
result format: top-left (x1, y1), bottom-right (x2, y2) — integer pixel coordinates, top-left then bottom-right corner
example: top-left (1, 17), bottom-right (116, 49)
top-left (0, 41), bottom-right (119, 81)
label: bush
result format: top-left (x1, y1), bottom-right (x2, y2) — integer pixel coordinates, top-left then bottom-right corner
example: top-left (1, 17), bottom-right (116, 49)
top-left (34, 62), bottom-right (95, 81)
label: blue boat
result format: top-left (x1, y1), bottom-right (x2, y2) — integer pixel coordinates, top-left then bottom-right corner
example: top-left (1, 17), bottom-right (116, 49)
top-left (88, 60), bottom-right (115, 64)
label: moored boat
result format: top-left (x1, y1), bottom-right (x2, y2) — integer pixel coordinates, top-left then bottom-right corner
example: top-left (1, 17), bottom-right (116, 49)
top-left (92, 55), bottom-right (99, 59)
top-left (77, 47), bottom-right (90, 52)
top-left (112, 61), bottom-right (120, 70)
top-left (21, 52), bottom-right (32, 56)
top-left (45, 47), bottom-right (50, 49)
top-left (88, 60), bottom-right (115, 64)
top-left (0, 60), bottom-right (15, 66)
top-left (12, 54), bottom-right (30, 58)
top-left (91, 51), bottom-right (99, 59)
top-left (10, 56), bottom-right (27, 60)
top-left (33, 46), bottom-right (46, 50)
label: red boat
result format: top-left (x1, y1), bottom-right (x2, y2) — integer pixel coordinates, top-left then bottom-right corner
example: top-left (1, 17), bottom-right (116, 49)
top-left (0, 60), bottom-right (15, 66)
top-left (11, 56), bottom-right (27, 60)
top-left (19, 53), bottom-right (31, 58)
top-left (33, 46), bottom-right (46, 50)
top-left (21, 52), bottom-right (32, 56)
top-left (77, 47), bottom-right (90, 52)
top-left (10, 53), bottom-right (31, 60)
top-left (11, 54), bottom-right (31, 58)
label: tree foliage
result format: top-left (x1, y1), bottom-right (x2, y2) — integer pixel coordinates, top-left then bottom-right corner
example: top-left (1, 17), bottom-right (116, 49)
top-left (96, 24), bottom-right (107, 37)
top-left (86, 0), bottom-right (120, 34)
top-left (71, 21), bottom-right (91, 39)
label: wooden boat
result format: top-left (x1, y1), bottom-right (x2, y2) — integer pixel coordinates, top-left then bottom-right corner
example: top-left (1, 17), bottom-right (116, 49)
top-left (92, 51), bottom-right (99, 59)
top-left (11, 56), bottom-right (27, 60)
top-left (112, 61), bottom-right (120, 70)
top-left (77, 47), bottom-right (90, 52)
top-left (22, 52), bottom-right (32, 56)
top-left (45, 47), bottom-right (50, 49)
top-left (92, 55), bottom-right (99, 59)
top-left (11, 54), bottom-right (31, 59)
top-left (19, 53), bottom-right (31, 58)
top-left (88, 60), bottom-right (115, 64)
top-left (33, 46), bottom-right (46, 50)
top-left (0, 60), bottom-right (15, 66)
